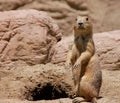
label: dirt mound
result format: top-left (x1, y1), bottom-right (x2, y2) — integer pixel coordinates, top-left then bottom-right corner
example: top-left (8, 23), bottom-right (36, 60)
top-left (0, 63), bottom-right (120, 103)
top-left (0, 63), bottom-right (73, 101)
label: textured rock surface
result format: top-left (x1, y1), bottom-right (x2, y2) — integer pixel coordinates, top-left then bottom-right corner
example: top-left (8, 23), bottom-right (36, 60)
top-left (94, 30), bottom-right (120, 70)
top-left (0, 10), bottom-right (62, 65)
top-left (0, 0), bottom-right (119, 35)
top-left (50, 30), bottom-right (120, 70)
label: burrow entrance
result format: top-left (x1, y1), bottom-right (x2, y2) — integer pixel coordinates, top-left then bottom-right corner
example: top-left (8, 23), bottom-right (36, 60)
top-left (26, 83), bottom-right (69, 101)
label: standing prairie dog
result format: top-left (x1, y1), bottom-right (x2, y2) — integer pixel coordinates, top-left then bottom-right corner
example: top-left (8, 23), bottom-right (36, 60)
top-left (65, 16), bottom-right (102, 103)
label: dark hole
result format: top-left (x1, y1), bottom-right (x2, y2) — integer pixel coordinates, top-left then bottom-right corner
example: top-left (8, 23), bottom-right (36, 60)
top-left (29, 83), bottom-right (68, 101)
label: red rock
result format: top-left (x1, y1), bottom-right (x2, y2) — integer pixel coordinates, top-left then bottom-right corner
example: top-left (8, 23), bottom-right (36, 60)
top-left (0, 10), bottom-right (62, 65)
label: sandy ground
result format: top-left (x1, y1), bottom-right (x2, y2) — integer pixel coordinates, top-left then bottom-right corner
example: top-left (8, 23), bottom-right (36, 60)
top-left (0, 63), bottom-right (120, 103)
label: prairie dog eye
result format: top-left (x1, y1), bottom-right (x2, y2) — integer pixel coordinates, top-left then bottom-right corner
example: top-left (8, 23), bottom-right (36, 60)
top-left (86, 17), bottom-right (88, 21)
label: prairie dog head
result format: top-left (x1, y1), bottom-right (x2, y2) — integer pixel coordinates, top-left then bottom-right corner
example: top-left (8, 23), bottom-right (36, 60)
top-left (74, 16), bottom-right (92, 36)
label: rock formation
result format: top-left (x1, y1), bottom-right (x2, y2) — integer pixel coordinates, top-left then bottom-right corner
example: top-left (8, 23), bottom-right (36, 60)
top-left (0, 9), bottom-right (62, 66)
top-left (0, 0), bottom-right (119, 35)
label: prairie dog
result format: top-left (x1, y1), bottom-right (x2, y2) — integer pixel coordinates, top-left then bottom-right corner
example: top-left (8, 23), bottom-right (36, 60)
top-left (65, 16), bottom-right (102, 103)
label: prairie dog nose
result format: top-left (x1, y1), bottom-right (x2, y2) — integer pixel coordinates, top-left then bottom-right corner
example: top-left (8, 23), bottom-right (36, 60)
top-left (78, 23), bottom-right (83, 26)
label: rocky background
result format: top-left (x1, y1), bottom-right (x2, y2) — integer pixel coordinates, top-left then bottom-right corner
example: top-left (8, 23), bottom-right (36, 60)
top-left (0, 0), bottom-right (119, 35)
top-left (0, 0), bottom-right (120, 103)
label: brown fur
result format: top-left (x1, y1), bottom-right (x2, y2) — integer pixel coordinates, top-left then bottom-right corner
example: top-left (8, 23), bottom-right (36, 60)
top-left (65, 16), bottom-right (102, 103)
